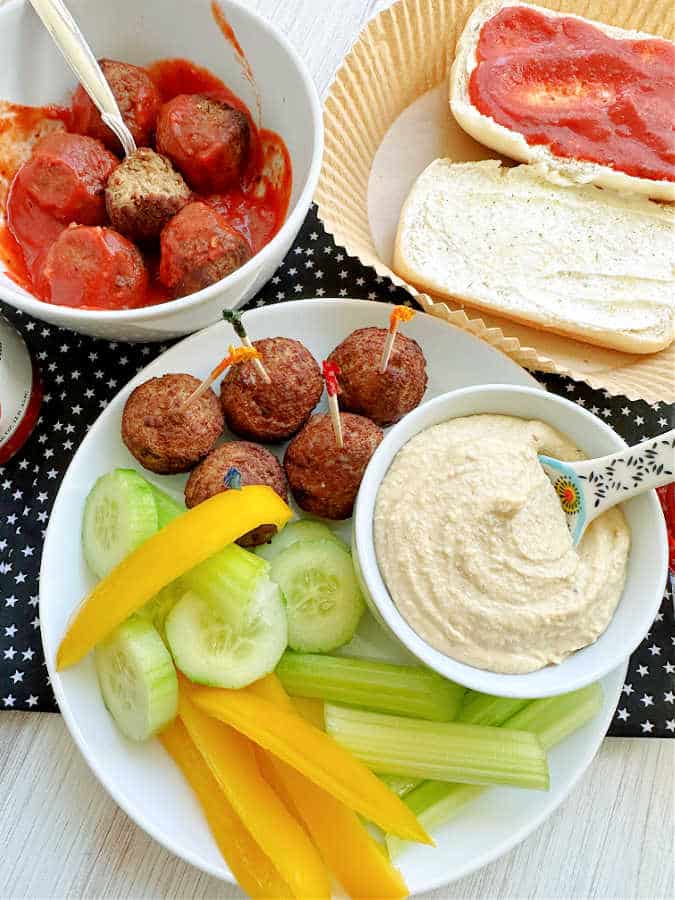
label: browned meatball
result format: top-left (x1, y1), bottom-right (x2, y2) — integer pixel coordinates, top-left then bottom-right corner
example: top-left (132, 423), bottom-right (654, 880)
top-left (284, 413), bottom-right (383, 520)
top-left (71, 59), bottom-right (161, 153)
top-left (327, 327), bottom-right (427, 427)
top-left (122, 374), bottom-right (223, 474)
top-left (185, 441), bottom-right (288, 546)
top-left (220, 337), bottom-right (323, 443)
top-left (155, 94), bottom-right (250, 192)
top-left (159, 202), bottom-right (251, 298)
top-left (105, 148), bottom-right (191, 241)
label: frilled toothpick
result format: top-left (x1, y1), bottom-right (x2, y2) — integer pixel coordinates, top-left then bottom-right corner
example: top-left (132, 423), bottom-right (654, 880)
top-left (177, 345), bottom-right (260, 415)
top-left (322, 359), bottom-right (344, 449)
top-left (379, 305), bottom-right (416, 373)
top-left (223, 309), bottom-right (271, 383)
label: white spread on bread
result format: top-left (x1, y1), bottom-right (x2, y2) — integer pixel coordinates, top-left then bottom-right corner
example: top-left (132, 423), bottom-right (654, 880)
top-left (450, 0), bottom-right (675, 202)
top-left (394, 159), bottom-right (675, 353)
top-left (374, 414), bottom-right (630, 674)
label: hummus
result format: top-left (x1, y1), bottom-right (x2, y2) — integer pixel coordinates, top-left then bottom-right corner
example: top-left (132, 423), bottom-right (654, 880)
top-left (374, 414), bottom-right (630, 674)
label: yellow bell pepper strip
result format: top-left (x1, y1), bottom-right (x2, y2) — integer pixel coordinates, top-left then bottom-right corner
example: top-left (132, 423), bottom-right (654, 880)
top-left (251, 675), bottom-right (409, 899)
top-left (190, 683), bottom-right (432, 844)
top-left (291, 695), bottom-right (325, 730)
top-left (178, 687), bottom-right (330, 900)
top-left (159, 718), bottom-right (292, 899)
top-left (57, 486), bottom-right (291, 670)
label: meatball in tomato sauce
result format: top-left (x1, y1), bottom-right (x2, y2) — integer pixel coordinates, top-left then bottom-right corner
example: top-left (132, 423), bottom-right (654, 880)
top-left (156, 94), bottom-right (250, 192)
top-left (105, 148), bottom-right (191, 242)
top-left (159, 201), bottom-right (251, 298)
top-left (37, 224), bottom-right (148, 309)
top-left (11, 132), bottom-right (117, 228)
top-left (71, 59), bottom-right (161, 153)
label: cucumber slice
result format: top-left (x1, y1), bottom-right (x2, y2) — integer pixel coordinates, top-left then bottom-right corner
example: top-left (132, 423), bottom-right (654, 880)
top-left (82, 469), bottom-right (158, 579)
top-left (255, 519), bottom-right (346, 563)
top-left (148, 484), bottom-right (185, 529)
top-left (165, 579), bottom-right (287, 688)
top-left (270, 539), bottom-right (365, 653)
top-left (94, 615), bottom-right (178, 742)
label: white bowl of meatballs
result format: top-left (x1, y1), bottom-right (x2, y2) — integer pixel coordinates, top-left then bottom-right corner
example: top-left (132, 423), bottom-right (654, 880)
top-left (0, 0), bottom-right (323, 341)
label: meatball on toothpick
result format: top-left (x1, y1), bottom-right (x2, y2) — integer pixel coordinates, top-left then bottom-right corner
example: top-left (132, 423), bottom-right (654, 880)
top-left (121, 373), bottom-right (223, 474)
top-left (220, 337), bottom-right (323, 443)
top-left (284, 413), bottom-right (383, 520)
top-left (327, 307), bottom-right (427, 427)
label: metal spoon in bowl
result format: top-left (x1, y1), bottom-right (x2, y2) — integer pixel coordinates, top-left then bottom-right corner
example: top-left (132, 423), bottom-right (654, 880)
top-left (29, 0), bottom-right (136, 157)
top-left (539, 429), bottom-right (674, 545)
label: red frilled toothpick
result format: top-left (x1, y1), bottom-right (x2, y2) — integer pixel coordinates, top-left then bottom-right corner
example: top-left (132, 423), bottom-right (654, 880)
top-left (178, 345), bottom-right (260, 414)
top-left (379, 305), bottom-right (417, 373)
top-left (322, 359), bottom-right (344, 449)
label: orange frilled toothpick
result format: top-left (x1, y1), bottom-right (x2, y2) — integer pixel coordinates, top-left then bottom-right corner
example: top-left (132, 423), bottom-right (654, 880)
top-left (177, 345), bottom-right (260, 414)
top-left (322, 359), bottom-right (344, 449)
top-left (379, 305), bottom-right (416, 373)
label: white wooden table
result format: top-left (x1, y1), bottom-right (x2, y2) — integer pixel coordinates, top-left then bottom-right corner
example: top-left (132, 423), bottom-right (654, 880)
top-left (0, 1), bottom-right (673, 897)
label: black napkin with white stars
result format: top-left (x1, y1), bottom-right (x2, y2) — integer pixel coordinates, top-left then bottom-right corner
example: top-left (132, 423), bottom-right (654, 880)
top-left (1, 206), bottom-right (673, 736)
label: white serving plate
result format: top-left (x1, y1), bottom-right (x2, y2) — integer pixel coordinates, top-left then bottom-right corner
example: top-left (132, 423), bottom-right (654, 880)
top-left (40, 299), bottom-right (626, 894)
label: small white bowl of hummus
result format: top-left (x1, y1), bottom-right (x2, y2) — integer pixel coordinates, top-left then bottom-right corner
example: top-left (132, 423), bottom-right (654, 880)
top-left (353, 384), bottom-right (668, 697)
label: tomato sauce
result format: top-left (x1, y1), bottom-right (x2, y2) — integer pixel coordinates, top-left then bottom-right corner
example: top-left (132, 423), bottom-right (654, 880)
top-left (469, 7), bottom-right (675, 183)
top-left (0, 56), bottom-right (292, 311)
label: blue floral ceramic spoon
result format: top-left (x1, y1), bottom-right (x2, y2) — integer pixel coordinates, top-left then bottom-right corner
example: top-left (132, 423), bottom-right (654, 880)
top-left (539, 429), bottom-right (675, 545)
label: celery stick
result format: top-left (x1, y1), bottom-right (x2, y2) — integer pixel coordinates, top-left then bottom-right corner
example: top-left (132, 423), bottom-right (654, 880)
top-left (386, 783), bottom-right (484, 858)
top-left (460, 691), bottom-right (531, 726)
top-left (324, 704), bottom-right (549, 790)
top-left (503, 683), bottom-right (603, 751)
top-left (378, 774), bottom-right (423, 797)
top-left (277, 652), bottom-right (464, 721)
top-left (386, 682), bottom-right (605, 858)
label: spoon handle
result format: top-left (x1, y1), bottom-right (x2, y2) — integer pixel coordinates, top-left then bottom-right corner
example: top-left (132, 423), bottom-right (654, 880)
top-left (29, 0), bottom-right (136, 156)
top-left (574, 429), bottom-right (674, 523)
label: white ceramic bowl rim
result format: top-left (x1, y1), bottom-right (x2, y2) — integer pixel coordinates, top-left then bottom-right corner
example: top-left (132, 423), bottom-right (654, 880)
top-left (354, 383), bottom-right (668, 698)
top-left (0, 0), bottom-right (324, 323)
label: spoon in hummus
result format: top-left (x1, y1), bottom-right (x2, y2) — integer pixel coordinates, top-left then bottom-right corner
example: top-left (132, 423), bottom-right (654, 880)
top-left (539, 429), bottom-right (674, 545)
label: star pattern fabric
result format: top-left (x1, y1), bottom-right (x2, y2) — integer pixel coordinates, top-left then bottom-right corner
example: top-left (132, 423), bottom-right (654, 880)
top-left (1, 207), bottom-right (673, 736)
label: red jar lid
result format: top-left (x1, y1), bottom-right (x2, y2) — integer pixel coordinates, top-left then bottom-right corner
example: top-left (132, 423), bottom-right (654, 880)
top-left (0, 315), bottom-right (42, 464)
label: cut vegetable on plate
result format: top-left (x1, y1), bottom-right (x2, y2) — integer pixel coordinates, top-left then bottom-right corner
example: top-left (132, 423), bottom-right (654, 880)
top-left (189, 683), bottom-right (432, 842)
top-left (276, 651), bottom-right (465, 721)
top-left (165, 547), bottom-right (287, 688)
top-left (178, 685), bottom-right (331, 900)
top-left (270, 538), bottom-right (365, 652)
top-left (57, 485), bottom-right (292, 669)
top-left (160, 719), bottom-right (292, 899)
top-left (82, 468), bottom-right (159, 579)
top-left (250, 674), bottom-right (409, 900)
top-left (386, 682), bottom-right (605, 859)
top-left (95, 614), bottom-right (178, 742)
top-left (255, 518), bottom-right (345, 562)
top-left (325, 705), bottom-right (549, 789)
